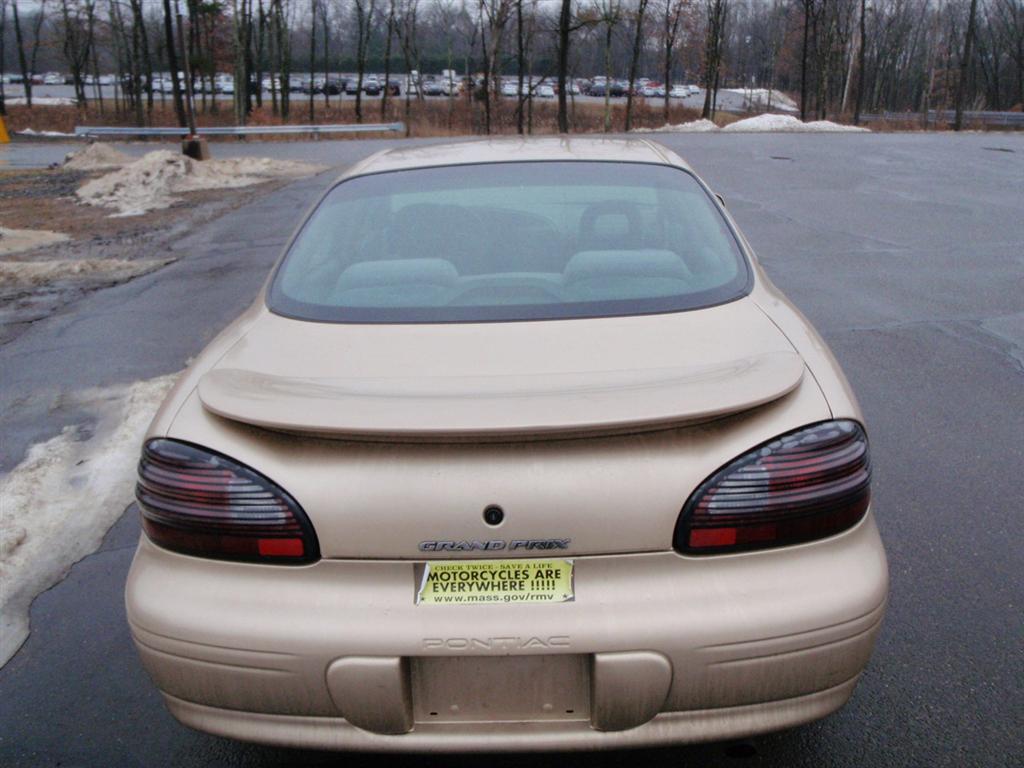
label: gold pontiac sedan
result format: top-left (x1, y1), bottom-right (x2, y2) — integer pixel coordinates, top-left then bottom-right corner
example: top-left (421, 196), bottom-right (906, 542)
top-left (126, 138), bottom-right (888, 751)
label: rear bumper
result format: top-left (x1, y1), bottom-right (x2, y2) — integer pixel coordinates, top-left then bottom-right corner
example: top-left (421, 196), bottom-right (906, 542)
top-left (162, 676), bottom-right (862, 752)
top-left (125, 512), bottom-right (887, 751)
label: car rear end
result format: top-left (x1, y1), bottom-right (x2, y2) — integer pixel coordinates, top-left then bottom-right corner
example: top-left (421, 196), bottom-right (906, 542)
top-left (125, 140), bottom-right (887, 750)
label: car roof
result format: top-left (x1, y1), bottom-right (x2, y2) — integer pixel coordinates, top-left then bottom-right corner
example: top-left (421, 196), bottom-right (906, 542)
top-left (342, 137), bottom-right (692, 179)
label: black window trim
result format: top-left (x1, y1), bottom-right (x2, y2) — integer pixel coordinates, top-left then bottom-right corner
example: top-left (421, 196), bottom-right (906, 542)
top-left (265, 159), bottom-right (755, 325)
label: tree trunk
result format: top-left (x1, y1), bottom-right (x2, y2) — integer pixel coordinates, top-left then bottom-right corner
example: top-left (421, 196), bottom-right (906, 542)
top-left (603, 21), bottom-right (613, 132)
top-left (625, 0), bottom-right (649, 132)
top-left (853, 0), bottom-right (865, 123)
top-left (556, 0), bottom-right (571, 133)
top-left (12, 2), bottom-right (31, 107)
top-left (381, 0), bottom-right (394, 119)
top-left (800, 0), bottom-right (811, 120)
top-left (954, 0), bottom-right (979, 130)
top-left (162, 0), bottom-right (187, 126)
top-left (516, 0), bottom-right (525, 134)
top-left (322, 1), bottom-right (329, 108)
top-left (308, 0), bottom-right (316, 122)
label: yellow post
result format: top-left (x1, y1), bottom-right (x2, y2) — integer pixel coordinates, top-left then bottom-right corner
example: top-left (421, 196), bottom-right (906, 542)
top-left (0, 116), bottom-right (9, 144)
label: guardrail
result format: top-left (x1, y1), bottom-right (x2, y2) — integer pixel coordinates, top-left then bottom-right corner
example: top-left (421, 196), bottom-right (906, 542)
top-left (74, 122), bottom-right (405, 138)
top-left (860, 110), bottom-right (1024, 127)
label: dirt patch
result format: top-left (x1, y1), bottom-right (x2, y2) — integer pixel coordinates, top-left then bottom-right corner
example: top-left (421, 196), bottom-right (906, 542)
top-left (0, 166), bottom-right (279, 240)
top-left (0, 163), bottom-right (297, 345)
top-left (0, 226), bottom-right (71, 256)
top-left (0, 257), bottom-right (171, 287)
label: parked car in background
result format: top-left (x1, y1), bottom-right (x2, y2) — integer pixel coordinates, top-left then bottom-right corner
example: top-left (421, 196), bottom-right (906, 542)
top-left (642, 82), bottom-right (666, 97)
top-left (363, 77), bottom-right (382, 96)
top-left (43, 72), bottom-right (64, 85)
top-left (422, 78), bottom-right (444, 96)
top-left (537, 83), bottom-right (555, 98)
top-left (500, 81), bottom-right (520, 98)
top-left (669, 84), bottom-right (689, 98)
top-left (318, 79), bottom-right (339, 95)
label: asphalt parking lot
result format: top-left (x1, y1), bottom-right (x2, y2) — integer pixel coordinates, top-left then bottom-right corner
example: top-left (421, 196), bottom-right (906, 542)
top-left (0, 132), bottom-right (1021, 767)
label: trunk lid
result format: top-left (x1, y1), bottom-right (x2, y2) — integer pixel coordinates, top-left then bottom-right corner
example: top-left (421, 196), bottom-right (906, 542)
top-left (175, 299), bottom-right (830, 558)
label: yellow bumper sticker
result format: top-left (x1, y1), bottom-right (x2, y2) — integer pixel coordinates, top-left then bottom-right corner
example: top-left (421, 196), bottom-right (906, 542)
top-left (417, 559), bottom-right (575, 605)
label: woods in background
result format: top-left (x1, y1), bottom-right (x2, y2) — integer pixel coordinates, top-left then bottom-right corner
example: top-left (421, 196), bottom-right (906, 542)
top-left (0, 0), bottom-right (1021, 131)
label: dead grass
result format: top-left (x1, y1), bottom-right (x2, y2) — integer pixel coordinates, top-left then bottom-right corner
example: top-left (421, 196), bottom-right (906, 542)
top-left (0, 166), bottom-right (281, 247)
top-left (5, 98), bottom-right (706, 140)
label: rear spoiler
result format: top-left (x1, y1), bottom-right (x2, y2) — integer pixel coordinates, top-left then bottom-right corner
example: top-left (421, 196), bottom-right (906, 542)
top-left (197, 351), bottom-right (804, 441)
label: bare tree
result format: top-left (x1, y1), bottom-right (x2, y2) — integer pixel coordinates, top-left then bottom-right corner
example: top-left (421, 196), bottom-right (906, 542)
top-left (0, 0), bottom-right (7, 114)
top-left (11, 1), bottom-right (39, 107)
top-left (396, 0), bottom-right (421, 134)
top-left (479, 0), bottom-right (514, 134)
top-left (660, 0), bottom-right (686, 121)
top-left (58, 0), bottom-right (96, 106)
top-left (593, 0), bottom-right (623, 131)
top-left (381, 0), bottom-right (396, 118)
top-left (231, 0), bottom-right (253, 124)
top-left (308, 0), bottom-right (317, 121)
top-left (272, 0), bottom-right (292, 119)
top-left (162, 0), bottom-right (187, 126)
top-left (853, 0), bottom-right (866, 122)
top-left (954, 0), bottom-right (980, 128)
top-left (625, 0), bottom-right (650, 130)
top-left (556, 0), bottom-right (573, 131)
top-left (354, 0), bottom-right (377, 122)
top-left (700, 0), bottom-right (726, 119)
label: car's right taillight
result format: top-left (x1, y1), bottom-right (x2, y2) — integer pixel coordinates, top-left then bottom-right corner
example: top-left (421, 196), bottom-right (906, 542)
top-left (674, 420), bottom-right (871, 554)
top-left (136, 439), bottom-right (319, 564)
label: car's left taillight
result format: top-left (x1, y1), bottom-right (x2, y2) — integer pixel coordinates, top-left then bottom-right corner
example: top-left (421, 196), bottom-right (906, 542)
top-left (136, 439), bottom-right (319, 564)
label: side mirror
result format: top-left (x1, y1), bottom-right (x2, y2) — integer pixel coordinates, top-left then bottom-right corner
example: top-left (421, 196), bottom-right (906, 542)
top-left (714, 192), bottom-right (726, 207)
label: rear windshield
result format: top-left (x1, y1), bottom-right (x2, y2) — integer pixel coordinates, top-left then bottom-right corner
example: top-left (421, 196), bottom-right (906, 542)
top-left (268, 161), bottom-right (750, 323)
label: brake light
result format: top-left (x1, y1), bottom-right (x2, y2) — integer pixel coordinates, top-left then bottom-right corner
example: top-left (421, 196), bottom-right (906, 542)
top-left (136, 439), bottom-right (319, 564)
top-left (674, 420), bottom-right (871, 554)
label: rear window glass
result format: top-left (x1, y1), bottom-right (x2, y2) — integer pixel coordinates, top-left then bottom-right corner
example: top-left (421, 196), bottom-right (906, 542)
top-left (268, 161), bottom-right (750, 323)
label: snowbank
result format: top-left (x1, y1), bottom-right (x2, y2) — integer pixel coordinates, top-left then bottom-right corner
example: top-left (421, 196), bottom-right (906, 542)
top-left (63, 142), bottom-right (131, 171)
top-left (632, 119), bottom-right (720, 133)
top-left (16, 128), bottom-right (79, 138)
top-left (5, 96), bottom-right (77, 106)
top-left (0, 257), bottom-right (172, 287)
top-left (722, 114), bottom-right (869, 132)
top-left (0, 373), bottom-right (178, 667)
top-left (0, 226), bottom-right (70, 256)
top-left (725, 88), bottom-right (799, 111)
top-left (76, 150), bottom-right (327, 216)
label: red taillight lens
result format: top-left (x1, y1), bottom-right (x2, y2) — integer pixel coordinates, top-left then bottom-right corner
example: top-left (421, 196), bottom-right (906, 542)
top-left (136, 439), bottom-right (319, 564)
top-left (674, 420), bottom-right (871, 554)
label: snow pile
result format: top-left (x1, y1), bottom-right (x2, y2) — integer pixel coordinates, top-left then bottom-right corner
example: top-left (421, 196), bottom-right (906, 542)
top-left (632, 119), bottom-right (720, 133)
top-left (723, 114), bottom-right (869, 132)
top-left (63, 142), bottom-right (132, 171)
top-left (0, 257), bottom-right (172, 287)
top-left (726, 88), bottom-right (799, 112)
top-left (0, 373), bottom-right (179, 667)
top-left (5, 96), bottom-right (77, 106)
top-left (16, 128), bottom-right (78, 138)
top-left (77, 150), bottom-right (327, 217)
top-left (0, 226), bottom-right (70, 256)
